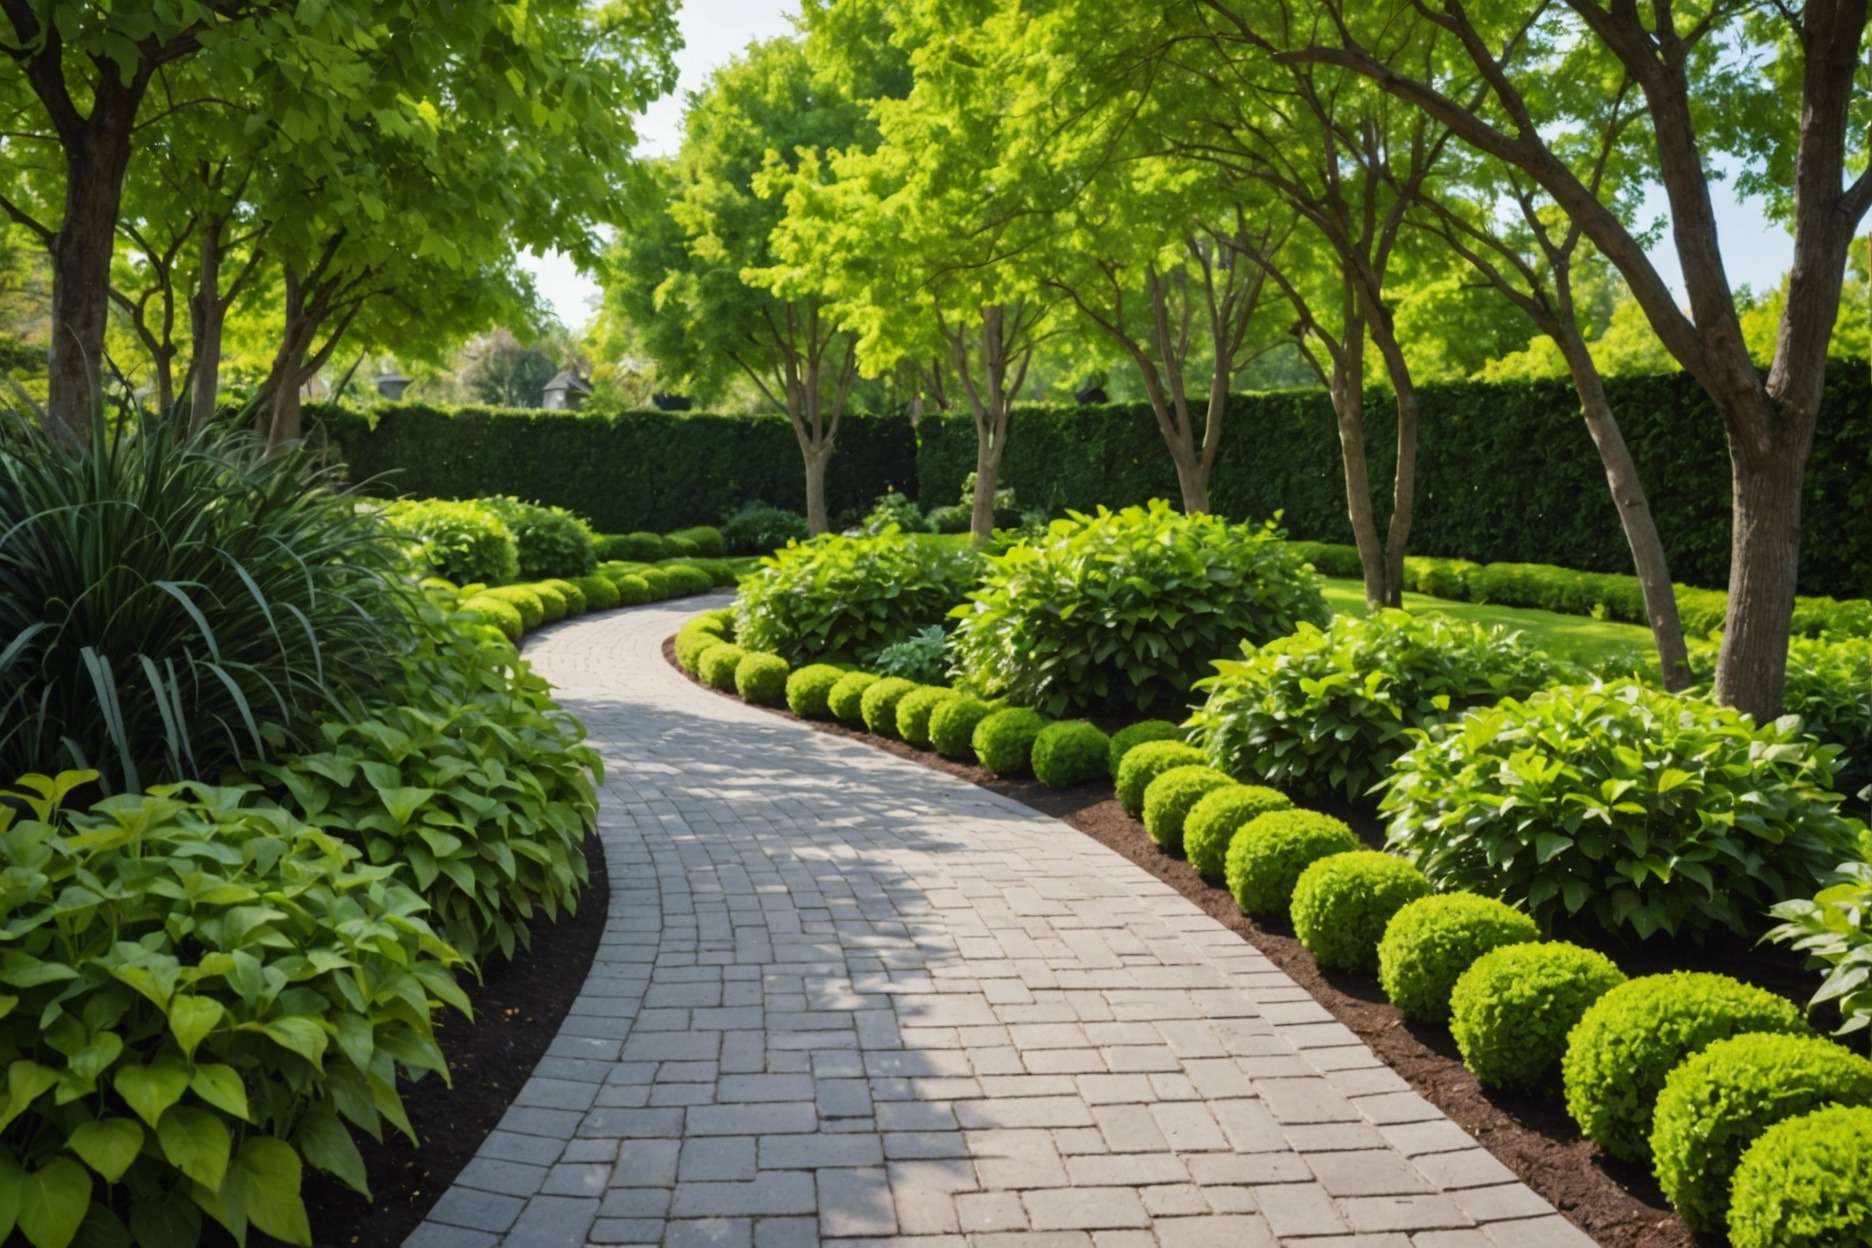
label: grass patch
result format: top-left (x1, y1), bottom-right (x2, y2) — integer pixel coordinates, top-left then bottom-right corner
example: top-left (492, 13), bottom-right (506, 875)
top-left (1321, 578), bottom-right (1652, 667)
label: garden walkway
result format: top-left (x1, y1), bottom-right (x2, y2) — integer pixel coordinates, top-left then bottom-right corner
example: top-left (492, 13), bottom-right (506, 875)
top-left (403, 596), bottom-right (1594, 1248)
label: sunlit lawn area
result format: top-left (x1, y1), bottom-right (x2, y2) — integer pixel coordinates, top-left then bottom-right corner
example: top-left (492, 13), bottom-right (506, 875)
top-left (1319, 576), bottom-right (1651, 668)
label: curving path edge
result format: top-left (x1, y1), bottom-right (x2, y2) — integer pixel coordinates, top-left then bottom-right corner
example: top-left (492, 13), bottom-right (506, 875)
top-left (402, 596), bottom-right (1595, 1248)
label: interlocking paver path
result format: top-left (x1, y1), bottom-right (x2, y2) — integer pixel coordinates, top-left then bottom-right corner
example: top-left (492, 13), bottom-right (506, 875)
top-left (405, 596), bottom-right (1595, 1248)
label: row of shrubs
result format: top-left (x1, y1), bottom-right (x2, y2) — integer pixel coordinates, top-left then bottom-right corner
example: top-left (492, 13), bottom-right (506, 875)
top-left (453, 553), bottom-right (745, 643)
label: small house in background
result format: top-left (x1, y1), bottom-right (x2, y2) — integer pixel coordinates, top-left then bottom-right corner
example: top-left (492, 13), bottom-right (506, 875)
top-left (374, 369), bottom-right (412, 400)
top-left (542, 367), bottom-right (592, 410)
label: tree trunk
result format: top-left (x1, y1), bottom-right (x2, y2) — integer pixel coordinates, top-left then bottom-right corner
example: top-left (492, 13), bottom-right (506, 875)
top-left (1715, 437), bottom-right (1808, 719)
top-left (266, 379), bottom-right (302, 452)
top-left (45, 114), bottom-right (138, 443)
top-left (802, 442), bottom-right (831, 535)
top-left (1168, 437), bottom-right (1210, 513)
top-left (190, 221), bottom-right (225, 432)
top-left (969, 433), bottom-right (1003, 546)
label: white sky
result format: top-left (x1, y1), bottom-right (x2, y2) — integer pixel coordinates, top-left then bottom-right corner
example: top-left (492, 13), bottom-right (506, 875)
top-left (518, 0), bottom-right (1795, 329)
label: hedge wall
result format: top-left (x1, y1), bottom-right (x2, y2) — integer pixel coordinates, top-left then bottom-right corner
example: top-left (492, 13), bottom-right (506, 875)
top-left (313, 402), bottom-right (918, 534)
top-left (917, 360), bottom-right (1871, 596)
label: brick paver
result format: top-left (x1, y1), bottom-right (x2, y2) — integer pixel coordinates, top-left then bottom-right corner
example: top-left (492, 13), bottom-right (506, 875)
top-left (404, 596), bottom-right (1596, 1247)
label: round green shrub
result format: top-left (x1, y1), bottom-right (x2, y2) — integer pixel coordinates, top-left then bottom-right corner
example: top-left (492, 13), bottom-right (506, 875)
top-left (667, 524), bottom-right (728, 557)
top-left (1727, 1104), bottom-right (1872, 1248)
top-left (1562, 973), bottom-right (1810, 1164)
top-left (463, 594), bottom-right (524, 641)
top-left (483, 585), bottom-right (544, 629)
top-left (828, 672), bottom-right (881, 724)
top-left (675, 615), bottom-right (731, 672)
top-left (1448, 941), bottom-right (1625, 1090)
top-left (601, 531), bottom-right (667, 562)
top-left (860, 677), bottom-right (920, 737)
top-left (1376, 893), bottom-right (1538, 1023)
top-left (735, 652), bottom-right (791, 706)
top-left (1142, 765), bottom-right (1234, 853)
top-left (1184, 784), bottom-right (1292, 880)
top-left (786, 663), bottom-right (846, 718)
top-left (482, 495), bottom-right (597, 578)
top-left (659, 562), bottom-right (715, 597)
top-left (722, 501), bottom-right (809, 554)
top-left (541, 577), bottom-right (587, 614)
top-left (1108, 719), bottom-right (1182, 777)
top-left (698, 642), bottom-right (746, 692)
top-left (930, 696), bottom-right (996, 760)
top-left (383, 497), bottom-right (519, 584)
top-left (663, 535), bottom-right (700, 559)
top-left (1225, 810), bottom-right (1360, 917)
top-left (636, 567), bottom-right (675, 599)
top-left (973, 707), bottom-right (1049, 777)
top-left (1031, 720), bottom-right (1111, 788)
top-left (896, 686), bottom-right (955, 748)
top-left (531, 582), bottom-right (568, 621)
top-left (1652, 1033), bottom-right (1872, 1232)
top-left (613, 574), bottom-right (653, 606)
top-left (574, 575), bottom-right (621, 611)
top-left (1115, 740), bottom-right (1206, 818)
top-left (1291, 851), bottom-right (1433, 972)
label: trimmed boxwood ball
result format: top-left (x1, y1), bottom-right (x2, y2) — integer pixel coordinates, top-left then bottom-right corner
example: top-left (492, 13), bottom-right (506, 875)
top-left (1115, 740), bottom-right (1206, 818)
top-left (828, 672), bottom-right (881, 724)
top-left (1727, 1104), bottom-right (1872, 1248)
top-left (930, 696), bottom-right (996, 760)
top-left (541, 577), bottom-right (587, 613)
top-left (636, 567), bottom-right (675, 599)
top-left (1142, 765), bottom-right (1234, 853)
top-left (973, 707), bottom-right (1049, 777)
top-left (484, 585), bottom-right (544, 629)
top-left (896, 686), bottom-right (955, 748)
top-left (1184, 785), bottom-right (1292, 880)
top-left (531, 582), bottom-right (568, 621)
top-left (1376, 893), bottom-right (1538, 1023)
top-left (1225, 809), bottom-right (1359, 917)
top-left (463, 594), bottom-right (524, 641)
top-left (735, 652), bottom-right (790, 705)
top-left (698, 642), bottom-right (746, 692)
top-left (675, 617), bottom-right (731, 672)
top-left (1562, 972), bottom-right (1810, 1164)
top-left (1108, 719), bottom-right (1182, 777)
top-left (1650, 1032), bottom-right (1872, 1233)
top-left (613, 573), bottom-right (653, 606)
top-left (860, 677), bottom-right (920, 737)
top-left (1448, 941), bottom-right (1625, 1090)
top-left (1291, 851), bottom-right (1433, 972)
top-left (1032, 720), bottom-right (1111, 788)
top-left (659, 562), bottom-right (716, 596)
top-left (574, 575), bottom-right (621, 611)
top-left (786, 663), bottom-right (846, 718)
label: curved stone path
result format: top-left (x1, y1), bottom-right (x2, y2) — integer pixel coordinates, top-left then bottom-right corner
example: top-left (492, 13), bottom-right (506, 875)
top-left (404, 596), bottom-right (1594, 1248)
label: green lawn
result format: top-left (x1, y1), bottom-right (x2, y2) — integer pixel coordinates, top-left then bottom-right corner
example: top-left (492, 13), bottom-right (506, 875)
top-left (1321, 577), bottom-right (1652, 667)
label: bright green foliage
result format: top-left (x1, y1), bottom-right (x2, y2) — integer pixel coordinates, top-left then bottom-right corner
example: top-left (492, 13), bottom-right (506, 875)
top-left (665, 536), bottom-right (701, 559)
top-left (668, 525), bottom-right (728, 556)
top-left (1290, 852), bottom-right (1433, 972)
top-left (895, 687), bottom-right (956, 747)
top-left (875, 625), bottom-right (951, 685)
top-left (930, 696), bottom-right (996, 760)
top-left (736, 532), bottom-right (981, 663)
top-left (1184, 785), bottom-right (1292, 880)
top-left (541, 578), bottom-right (587, 614)
top-left (602, 532), bottom-right (669, 562)
top-left (1562, 973), bottom-right (1810, 1163)
top-left (1768, 851), bottom-right (1872, 1041)
top-left (658, 563), bottom-right (716, 596)
top-left (1226, 810), bottom-right (1361, 917)
top-left (1696, 635), bottom-right (1872, 796)
top-left (723, 502), bottom-right (810, 553)
top-left (636, 568), bottom-right (676, 600)
top-left (0, 771), bottom-right (468, 1248)
top-left (1376, 894), bottom-right (1538, 1023)
top-left (973, 708), bottom-right (1049, 777)
top-left (1449, 942), bottom-right (1625, 1090)
top-left (575, 576), bottom-right (622, 611)
top-left (675, 611), bottom-right (734, 673)
top-left (1727, 1105), bottom-right (1872, 1248)
top-left (699, 643), bottom-right (747, 692)
top-left (614, 575), bottom-right (653, 606)
top-left (1651, 1033), bottom-right (1872, 1232)
top-left (1115, 741), bottom-right (1206, 818)
top-left (1381, 683), bottom-right (1865, 942)
top-left (463, 594), bottom-right (525, 641)
top-left (828, 672), bottom-right (881, 724)
top-left (1031, 721), bottom-right (1111, 788)
top-left (1108, 720), bottom-right (1184, 776)
top-left (860, 677), bottom-right (920, 737)
top-left (482, 497), bottom-right (598, 579)
top-left (1188, 611), bottom-right (1570, 801)
top-left (786, 663), bottom-right (848, 718)
top-left (736, 652), bottom-right (792, 705)
top-left (950, 503), bottom-right (1328, 715)
top-left (482, 586), bottom-right (545, 629)
top-left (383, 498), bottom-right (519, 585)
top-left (1142, 765), bottom-right (1233, 853)
top-left (854, 490), bottom-right (928, 536)
top-left (531, 582), bottom-right (568, 622)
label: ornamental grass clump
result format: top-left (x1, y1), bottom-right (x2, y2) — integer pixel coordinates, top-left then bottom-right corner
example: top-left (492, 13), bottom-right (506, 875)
top-left (1726, 1105), bottom-right (1872, 1248)
top-left (1115, 741), bottom-right (1206, 818)
top-left (895, 686), bottom-right (955, 747)
top-left (1290, 851), bottom-right (1432, 972)
top-left (973, 707), bottom-right (1048, 777)
top-left (1183, 785), bottom-right (1292, 880)
top-left (1031, 720), bottom-right (1111, 787)
top-left (1448, 941), bottom-right (1625, 1090)
top-left (1141, 765), bottom-right (1233, 853)
top-left (786, 663), bottom-right (846, 718)
top-left (1375, 893), bottom-right (1538, 1023)
top-left (1225, 810), bottom-right (1361, 917)
top-left (735, 652), bottom-right (791, 706)
top-left (736, 531), bottom-right (980, 663)
top-left (930, 696), bottom-right (996, 760)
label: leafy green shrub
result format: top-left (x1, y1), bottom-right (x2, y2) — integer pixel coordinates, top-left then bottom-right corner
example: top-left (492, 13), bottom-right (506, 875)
top-left (1108, 720), bottom-right (1183, 776)
top-left (786, 663), bottom-right (847, 718)
top-left (1727, 1104), bottom-right (1872, 1248)
top-left (1405, 555), bottom-right (1479, 599)
top-left (463, 593), bottom-right (525, 641)
top-left (675, 611), bottom-right (733, 672)
top-left (1283, 540), bottom-right (1364, 578)
top-left (665, 535), bottom-right (700, 559)
top-left (599, 531), bottom-right (668, 562)
top-left (1376, 893), bottom-right (1538, 1023)
top-left (1449, 941), bottom-right (1624, 1090)
top-left (483, 585), bottom-right (545, 629)
top-left (736, 532), bottom-right (981, 663)
top-left (860, 677), bottom-right (920, 737)
top-left (852, 490), bottom-right (928, 535)
top-left (1290, 851), bottom-right (1433, 972)
top-left (689, 557), bottom-right (747, 588)
top-left (1184, 785), bottom-right (1292, 881)
top-left (736, 652), bottom-right (791, 705)
top-left (828, 672), bottom-right (880, 724)
top-left (575, 575), bottom-right (622, 611)
top-left (1767, 852), bottom-right (1872, 1040)
top-left (1562, 973), bottom-right (1810, 1163)
top-left (636, 567), bottom-right (676, 599)
top-left (973, 707), bottom-right (1049, 777)
top-left (699, 642), bottom-right (746, 692)
top-left (1115, 741), bottom-right (1206, 818)
top-left (1381, 682), bottom-right (1864, 942)
top-left (896, 686), bottom-right (954, 747)
top-left (1142, 764), bottom-right (1233, 853)
top-left (597, 559), bottom-right (649, 578)
top-left (532, 581), bottom-right (568, 621)
top-left (658, 562), bottom-right (716, 596)
top-left (383, 497), bottom-right (519, 584)
top-left (1189, 611), bottom-right (1569, 800)
top-left (541, 577), bottom-right (587, 613)
top-left (951, 502), bottom-right (1328, 715)
top-left (0, 770), bottom-right (468, 1248)
top-left (926, 503), bottom-right (970, 534)
top-left (1226, 810), bottom-right (1360, 917)
top-left (482, 495), bottom-right (597, 578)
top-left (1695, 635), bottom-right (1872, 796)
top-left (1651, 1033), bottom-right (1872, 1232)
top-left (875, 624), bottom-right (951, 685)
top-left (722, 501), bottom-right (810, 553)
top-left (668, 524), bottom-right (727, 556)
top-left (1031, 720), bottom-right (1111, 788)
top-left (930, 695), bottom-right (996, 760)
top-left (614, 573), bottom-right (653, 605)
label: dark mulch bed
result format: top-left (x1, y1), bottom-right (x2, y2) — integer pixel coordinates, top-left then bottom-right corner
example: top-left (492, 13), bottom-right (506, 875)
top-left (664, 636), bottom-right (1829, 1248)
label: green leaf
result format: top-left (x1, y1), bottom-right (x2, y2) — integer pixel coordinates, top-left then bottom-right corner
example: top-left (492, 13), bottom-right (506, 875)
top-left (251, 1017), bottom-right (328, 1070)
top-left (112, 1061), bottom-right (188, 1130)
top-left (233, 1138), bottom-right (310, 1246)
top-left (0, 1154), bottom-right (23, 1237)
top-left (188, 1065), bottom-right (249, 1122)
top-left (296, 1107), bottom-right (369, 1197)
top-left (165, 996), bottom-right (222, 1059)
top-left (0, 1061), bottom-right (60, 1132)
top-left (127, 1195), bottom-right (199, 1248)
top-left (17, 1158), bottom-right (89, 1248)
top-left (67, 1118), bottom-right (143, 1182)
top-left (156, 1105), bottom-right (230, 1192)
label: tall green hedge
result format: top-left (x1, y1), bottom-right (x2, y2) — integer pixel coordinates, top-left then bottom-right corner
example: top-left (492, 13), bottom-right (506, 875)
top-left (917, 361), bottom-right (1870, 597)
top-left (313, 402), bottom-right (918, 535)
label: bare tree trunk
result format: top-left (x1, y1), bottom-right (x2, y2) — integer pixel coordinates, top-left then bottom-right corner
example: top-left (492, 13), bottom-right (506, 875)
top-left (1328, 360), bottom-right (1390, 608)
top-left (969, 434), bottom-right (1004, 543)
top-left (1367, 317), bottom-right (1417, 608)
top-left (1169, 440), bottom-right (1210, 514)
top-left (1716, 437), bottom-right (1808, 718)
top-left (802, 441), bottom-right (831, 535)
top-left (189, 220), bottom-right (225, 432)
top-left (45, 111), bottom-right (137, 443)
